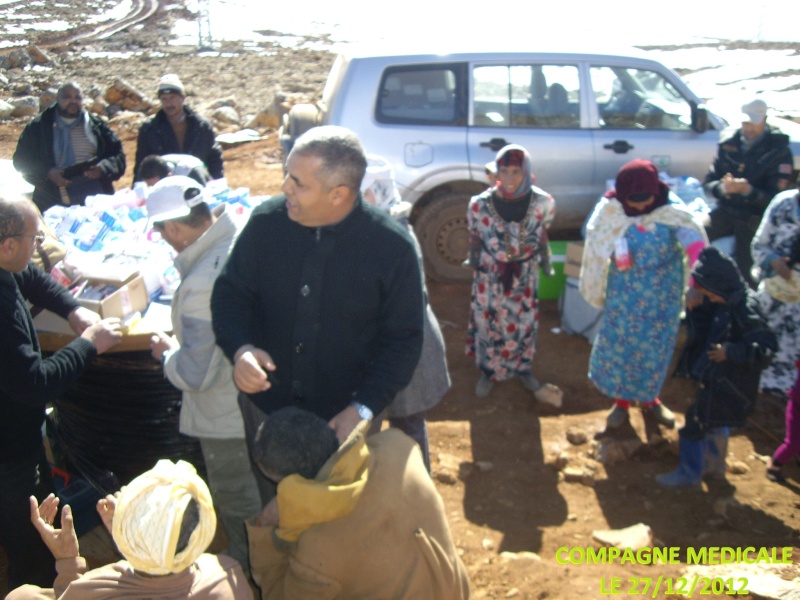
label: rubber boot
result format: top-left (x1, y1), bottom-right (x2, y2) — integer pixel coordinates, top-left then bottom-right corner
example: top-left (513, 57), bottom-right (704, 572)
top-left (656, 433), bottom-right (704, 489)
top-left (703, 427), bottom-right (729, 479)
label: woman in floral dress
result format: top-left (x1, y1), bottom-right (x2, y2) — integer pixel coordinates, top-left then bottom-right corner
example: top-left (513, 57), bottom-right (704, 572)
top-left (466, 144), bottom-right (562, 406)
top-left (752, 184), bottom-right (800, 397)
top-left (580, 159), bottom-right (707, 429)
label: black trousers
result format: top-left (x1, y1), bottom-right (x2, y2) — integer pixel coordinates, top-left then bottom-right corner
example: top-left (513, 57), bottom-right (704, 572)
top-left (0, 446), bottom-right (56, 591)
top-left (705, 207), bottom-right (761, 289)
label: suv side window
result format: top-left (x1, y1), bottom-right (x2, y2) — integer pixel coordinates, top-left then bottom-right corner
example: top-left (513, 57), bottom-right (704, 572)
top-left (590, 66), bottom-right (694, 130)
top-left (376, 65), bottom-right (460, 125)
top-left (473, 64), bottom-right (580, 128)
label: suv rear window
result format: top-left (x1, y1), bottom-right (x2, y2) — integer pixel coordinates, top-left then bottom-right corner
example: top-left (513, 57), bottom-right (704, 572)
top-left (377, 65), bottom-right (462, 125)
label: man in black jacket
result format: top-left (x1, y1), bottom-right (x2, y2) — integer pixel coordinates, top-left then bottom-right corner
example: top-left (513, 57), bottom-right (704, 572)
top-left (133, 74), bottom-right (223, 182)
top-left (0, 192), bottom-right (122, 589)
top-left (12, 82), bottom-right (126, 212)
top-left (210, 126), bottom-right (423, 511)
top-left (703, 98), bottom-right (794, 287)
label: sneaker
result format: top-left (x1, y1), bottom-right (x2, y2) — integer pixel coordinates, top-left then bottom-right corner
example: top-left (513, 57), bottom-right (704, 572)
top-left (606, 404), bottom-right (629, 429)
top-left (519, 373), bottom-right (540, 392)
top-left (645, 401), bottom-right (675, 428)
top-left (475, 375), bottom-right (494, 398)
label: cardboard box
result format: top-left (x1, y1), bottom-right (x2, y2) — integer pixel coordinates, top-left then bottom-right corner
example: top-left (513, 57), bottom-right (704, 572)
top-left (77, 273), bottom-right (149, 319)
top-left (563, 241), bottom-right (584, 278)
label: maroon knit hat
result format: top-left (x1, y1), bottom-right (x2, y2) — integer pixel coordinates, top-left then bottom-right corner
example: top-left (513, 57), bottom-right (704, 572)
top-left (605, 159), bottom-right (669, 216)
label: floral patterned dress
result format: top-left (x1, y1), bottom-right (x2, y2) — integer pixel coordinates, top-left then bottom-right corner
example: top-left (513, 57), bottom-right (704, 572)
top-left (466, 187), bottom-right (555, 382)
top-left (752, 189), bottom-right (800, 396)
top-left (580, 196), bottom-right (707, 403)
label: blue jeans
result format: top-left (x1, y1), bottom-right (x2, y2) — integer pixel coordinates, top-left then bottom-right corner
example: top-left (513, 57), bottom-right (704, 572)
top-left (0, 446), bottom-right (56, 590)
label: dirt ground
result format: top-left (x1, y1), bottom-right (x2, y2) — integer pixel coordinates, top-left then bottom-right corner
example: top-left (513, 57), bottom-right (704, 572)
top-left (1, 3), bottom-right (800, 597)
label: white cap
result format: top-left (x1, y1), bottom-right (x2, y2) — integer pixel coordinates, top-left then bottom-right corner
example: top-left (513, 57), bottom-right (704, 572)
top-left (157, 74), bottom-right (185, 96)
top-left (146, 175), bottom-right (204, 222)
top-left (740, 98), bottom-right (767, 125)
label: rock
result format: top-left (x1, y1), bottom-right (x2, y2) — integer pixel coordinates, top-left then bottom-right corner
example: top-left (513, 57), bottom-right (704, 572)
top-left (104, 78), bottom-right (151, 114)
top-left (89, 96), bottom-right (108, 116)
top-left (437, 452), bottom-right (461, 470)
top-left (563, 467), bottom-right (592, 484)
top-left (38, 89), bottom-right (57, 113)
top-left (208, 96), bottom-right (238, 109)
top-left (0, 73), bottom-right (8, 86)
top-left (434, 470), bottom-right (457, 485)
top-left (474, 461), bottom-right (494, 472)
top-left (2, 48), bottom-right (32, 69)
top-left (729, 461), bottom-right (750, 475)
top-left (212, 105), bottom-right (240, 126)
top-left (592, 523), bottom-right (653, 551)
top-left (591, 438), bottom-right (634, 465)
top-left (549, 451), bottom-right (569, 471)
top-left (505, 588), bottom-right (520, 598)
top-left (482, 538), bottom-right (495, 550)
top-left (10, 96), bottom-right (39, 118)
top-left (500, 551), bottom-right (541, 562)
top-left (566, 427), bottom-right (588, 445)
top-left (0, 99), bottom-right (15, 119)
top-left (11, 81), bottom-right (34, 96)
top-left (27, 45), bottom-right (55, 66)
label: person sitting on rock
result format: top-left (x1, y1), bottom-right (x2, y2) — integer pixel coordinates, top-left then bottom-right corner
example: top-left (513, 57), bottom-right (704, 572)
top-left (5, 459), bottom-right (253, 600)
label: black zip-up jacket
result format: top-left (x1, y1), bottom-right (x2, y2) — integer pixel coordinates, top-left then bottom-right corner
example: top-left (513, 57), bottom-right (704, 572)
top-left (211, 195), bottom-right (423, 420)
top-left (133, 105), bottom-right (223, 181)
top-left (0, 264), bottom-right (96, 462)
top-left (703, 124), bottom-right (793, 218)
top-left (12, 105), bottom-right (126, 212)
top-left (677, 248), bottom-right (777, 432)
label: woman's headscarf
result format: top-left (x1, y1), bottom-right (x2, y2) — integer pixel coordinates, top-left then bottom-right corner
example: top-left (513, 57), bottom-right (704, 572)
top-left (494, 144), bottom-right (533, 200)
top-left (605, 159), bottom-right (669, 217)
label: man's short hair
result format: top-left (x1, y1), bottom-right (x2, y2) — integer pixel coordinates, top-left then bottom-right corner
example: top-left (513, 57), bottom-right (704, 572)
top-left (253, 407), bottom-right (340, 480)
top-left (0, 193), bottom-right (28, 241)
top-left (56, 81), bottom-right (82, 99)
top-left (289, 126), bottom-right (367, 193)
top-left (139, 155), bottom-right (172, 182)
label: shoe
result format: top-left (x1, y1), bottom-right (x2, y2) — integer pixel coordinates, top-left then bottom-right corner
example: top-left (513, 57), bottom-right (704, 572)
top-left (519, 373), bottom-right (540, 392)
top-left (766, 465), bottom-right (786, 483)
top-left (534, 383), bottom-right (563, 408)
top-left (475, 375), bottom-right (494, 398)
top-left (644, 401), bottom-right (675, 429)
top-left (606, 404), bottom-right (629, 429)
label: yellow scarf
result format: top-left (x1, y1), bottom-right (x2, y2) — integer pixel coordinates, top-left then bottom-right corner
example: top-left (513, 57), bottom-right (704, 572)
top-left (275, 423), bottom-right (371, 543)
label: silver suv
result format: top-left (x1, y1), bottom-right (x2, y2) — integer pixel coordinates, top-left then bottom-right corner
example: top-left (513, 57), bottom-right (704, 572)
top-left (280, 46), bottom-right (794, 281)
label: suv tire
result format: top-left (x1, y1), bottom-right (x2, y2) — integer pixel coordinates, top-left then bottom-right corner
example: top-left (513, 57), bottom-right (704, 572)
top-left (415, 190), bottom-right (475, 283)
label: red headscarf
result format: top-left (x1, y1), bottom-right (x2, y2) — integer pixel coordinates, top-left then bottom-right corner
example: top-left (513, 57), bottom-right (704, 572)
top-left (605, 159), bottom-right (669, 217)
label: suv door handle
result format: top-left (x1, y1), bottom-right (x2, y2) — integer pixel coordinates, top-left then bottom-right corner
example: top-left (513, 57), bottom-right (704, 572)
top-left (603, 140), bottom-right (634, 154)
top-left (480, 138), bottom-right (509, 152)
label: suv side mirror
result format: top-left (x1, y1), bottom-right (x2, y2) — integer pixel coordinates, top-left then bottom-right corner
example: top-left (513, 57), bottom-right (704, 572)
top-left (691, 102), bottom-right (709, 133)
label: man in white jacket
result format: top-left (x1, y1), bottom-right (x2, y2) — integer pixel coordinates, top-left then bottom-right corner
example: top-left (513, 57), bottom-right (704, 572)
top-left (147, 176), bottom-right (261, 575)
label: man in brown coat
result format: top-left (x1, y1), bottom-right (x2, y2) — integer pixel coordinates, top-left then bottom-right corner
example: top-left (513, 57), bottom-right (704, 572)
top-left (248, 407), bottom-right (471, 599)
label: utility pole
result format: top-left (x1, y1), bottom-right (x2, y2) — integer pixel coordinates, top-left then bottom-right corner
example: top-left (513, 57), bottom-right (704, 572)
top-left (197, 0), bottom-right (213, 51)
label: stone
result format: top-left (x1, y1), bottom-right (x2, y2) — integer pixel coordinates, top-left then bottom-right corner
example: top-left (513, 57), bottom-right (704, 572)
top-left (0, 99), bottom-right (14, 119)
top-left (2, 48), bottom-right (32, 69)
top-left (434, 470), bottom-right (457, 485)
top-left (549, 451), bottom-right (569, 471)
top-left (212, 105), bottom-right (240, 126)
top-left (729, 461), bottom-right (750, 475)
top-left (474, 461), bottom-right (494, 472)
top-left (482, 538), bottom-right (495, 550)
top-left (27, 45), bottom-right (55, 66)
top-left (38, 89), bottom-right (57, 113)
top-left (592, 523), bottom-right (653, 551)
top-left (437, 452), bottom-right (461, 470)
top-left (505, 588), bottom-right (520, 598)
top-left (10, 96), bottom-right (38, 118)
top-left (89, 97), bottom-right (108, 116)
top-left (566, 427), bottom-right (588, 445)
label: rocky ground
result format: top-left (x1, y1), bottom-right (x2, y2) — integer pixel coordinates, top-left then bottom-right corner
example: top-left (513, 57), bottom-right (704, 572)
top-left (1, 2), bottom-right (799, 599)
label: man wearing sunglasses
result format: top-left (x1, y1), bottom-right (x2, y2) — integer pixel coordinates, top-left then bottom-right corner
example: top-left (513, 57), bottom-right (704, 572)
top-left (0, 192), bottom-right (122, 590)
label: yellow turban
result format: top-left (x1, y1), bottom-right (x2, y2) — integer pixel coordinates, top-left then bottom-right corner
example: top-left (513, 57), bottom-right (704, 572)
top-left (112, 459), bottom-right (216, 575)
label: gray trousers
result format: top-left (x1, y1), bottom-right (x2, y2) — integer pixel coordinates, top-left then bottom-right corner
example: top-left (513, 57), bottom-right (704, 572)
top-left (198, 436), bottom-right (262, 575)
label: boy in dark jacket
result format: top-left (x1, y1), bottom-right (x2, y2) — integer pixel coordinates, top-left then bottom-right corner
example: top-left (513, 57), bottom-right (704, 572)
top-left (657, 246), bottom-right (777, 488)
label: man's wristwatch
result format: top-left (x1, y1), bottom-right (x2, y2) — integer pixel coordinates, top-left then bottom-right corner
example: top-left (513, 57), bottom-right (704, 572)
top-left (349, 401), bottom-right (373, 421)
